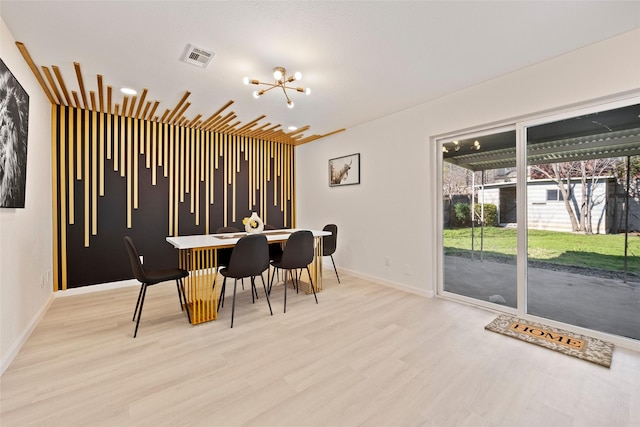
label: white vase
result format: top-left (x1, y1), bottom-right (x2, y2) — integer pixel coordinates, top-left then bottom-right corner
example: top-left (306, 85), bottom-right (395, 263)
top-left (244, 212), bottom-right (264, 234)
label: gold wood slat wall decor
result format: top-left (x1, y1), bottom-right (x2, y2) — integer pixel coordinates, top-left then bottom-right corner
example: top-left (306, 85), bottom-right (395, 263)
top-left (126, 117), bottom-right (132, 228)
top-left (92, 110), bottom-right (97, 235)
top-left (196, 129), bottom-right (202, 226)
top-left (143, 119), bottom-right (148, 162)
top-left (223, 134), bottom-right (228, 226)
top-left (205, 131), bottom-right (211, 233)
top-left (17, 42), bottom-right (335, 290)
top-left (133, 118), bottom-right (139, 210)
top-left (76, 108), bottom-right (81, 179)
top-left (106, 111), bottom-right (111, 160)
top-left (151, 121), bottom-right (157, 184)
top-left (98, 75), bottom-right (104, 112)
top-left (162, 123), bottom-right (167, 175)
top-left (129, 95), bottom-right (137, 117)
top-left (187, 131), bottom-right (194, 221)
top-left (232, 135), bottom-right (237, 223)
top-left (187, 128), bottom-right (192, 212)
top-left (53, 65), bottom-right (72, 106)
top-left (107, 86), bottom-right (112, 114)
top-left (72, 92), bottom-right (80, 109)
top-left (122, 96), bottom-right (129, 117)
top-left (119, 116), bottom-right (125, 175)
top-left (52, 107), bottom-right (63, 289)
top-left (42, 66), bottom-right (61, 104)
top-left (113, 115), bottom-right (119, 172)
top-left (68, 107), bottom-right (74, 224)
top-left (168, 123), bottom-right (175, 235)
top-left (15, 42), bottom-right (55, 104)
top-left (74, 62), bottom-right (88, 109)
top-left (84, 109), bottom-right (89, 246)
top-left (99, 111), bottom-right (105, 196)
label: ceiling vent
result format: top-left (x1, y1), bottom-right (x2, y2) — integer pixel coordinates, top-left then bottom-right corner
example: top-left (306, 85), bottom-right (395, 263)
top-left (182, 44), bottom-right (215, 68)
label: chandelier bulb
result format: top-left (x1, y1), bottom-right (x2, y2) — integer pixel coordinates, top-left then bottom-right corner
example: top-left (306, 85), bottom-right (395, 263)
top-left (273, 68), bottom-right (284, 81)
top-left (305, 88), bottom-right (311, 95)
top-left (243, 76), bottom-right (249, 85)
top-left (253, 90), bottom-right (261, 99)
top-left (294, 71), bottom-right (302, 80)
top-left (287, 100), bottom-right (294, 109)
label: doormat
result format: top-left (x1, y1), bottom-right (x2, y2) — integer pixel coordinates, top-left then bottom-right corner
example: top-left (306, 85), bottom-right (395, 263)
top-left (485, 314), bottom-right (614, 368)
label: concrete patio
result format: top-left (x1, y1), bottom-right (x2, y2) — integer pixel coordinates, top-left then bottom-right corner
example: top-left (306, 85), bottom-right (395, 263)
top-left (444, 255), bottom-right (640, 340)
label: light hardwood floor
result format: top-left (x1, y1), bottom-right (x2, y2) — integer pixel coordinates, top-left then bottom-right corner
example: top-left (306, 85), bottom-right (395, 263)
top-left (1, 272), bottom-right (639, 426)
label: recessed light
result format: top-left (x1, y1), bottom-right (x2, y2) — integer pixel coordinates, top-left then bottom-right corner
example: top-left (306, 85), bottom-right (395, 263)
top-left (288, 126), bottom-right (298, 131)
top-left (120, 87), bottom-right (137, 95)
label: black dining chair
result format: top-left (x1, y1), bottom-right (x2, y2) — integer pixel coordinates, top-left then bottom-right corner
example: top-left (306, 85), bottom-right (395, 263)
top-left (215, 226), bottom-right (240, 269)
top-left (216, 233), bottom-right (272, 328)
top-left (322, 224), bottom-right (340, 284)
top-left (269, 230), bottom-right (318, 313)
top-left (124, 236), bottom-right (190, 338)
top-left (264, 224), bottom-right (284, 263)
top-left (215, 226), bottom-right (248, 291)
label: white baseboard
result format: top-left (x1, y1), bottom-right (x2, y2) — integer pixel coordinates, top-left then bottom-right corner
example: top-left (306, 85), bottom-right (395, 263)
top-left (55, 279), bottom-right (139, 298)
top-left (338, 267), bottom-right (435, 298)
top-left (1, 293), bottom-right (54, 376)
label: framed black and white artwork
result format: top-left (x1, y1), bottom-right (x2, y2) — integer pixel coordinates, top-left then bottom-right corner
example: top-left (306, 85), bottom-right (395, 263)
top-left (329, 153), bottom-right (360, 187)
top-left (0, 58), bottom-right (30, 208)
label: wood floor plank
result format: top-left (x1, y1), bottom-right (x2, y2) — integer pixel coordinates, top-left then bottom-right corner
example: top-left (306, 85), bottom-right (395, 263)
top-left (1, 273), bottom-right (639, 426)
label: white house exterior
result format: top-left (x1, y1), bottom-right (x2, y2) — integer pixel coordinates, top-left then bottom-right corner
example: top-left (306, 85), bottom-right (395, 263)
top-left (479, 178), bottom-right (640, 233)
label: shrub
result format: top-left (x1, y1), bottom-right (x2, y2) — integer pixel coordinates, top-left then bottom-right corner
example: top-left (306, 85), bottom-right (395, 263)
top-left (474, 203), bottom-right (498, 226)
top-left (453, 203), bottom-right (471, 227)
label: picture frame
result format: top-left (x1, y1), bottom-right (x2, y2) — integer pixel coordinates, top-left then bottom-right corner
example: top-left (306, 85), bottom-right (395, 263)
top-left (329, 153), bottom-right (360, 187)
top-left (0, 58), bottom-right (30, 208)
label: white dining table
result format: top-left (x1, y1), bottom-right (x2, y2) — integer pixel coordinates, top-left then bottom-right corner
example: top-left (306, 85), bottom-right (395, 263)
top-left (166, 229), bottom-right (330, 324)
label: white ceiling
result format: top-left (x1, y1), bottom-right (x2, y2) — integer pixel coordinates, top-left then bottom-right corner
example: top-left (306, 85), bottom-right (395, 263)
top-left (2, 1), bottom-right (639, 139)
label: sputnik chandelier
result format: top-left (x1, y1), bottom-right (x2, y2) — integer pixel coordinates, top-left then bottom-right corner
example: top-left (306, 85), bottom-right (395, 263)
top-left (243, 67), bottom-right (311, 109)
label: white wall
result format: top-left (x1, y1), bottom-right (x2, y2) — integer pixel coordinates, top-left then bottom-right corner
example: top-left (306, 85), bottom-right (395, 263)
top-left (296, 29), bottom-right (640, 297)
top-left (0, 17), bottom-right (53, 374)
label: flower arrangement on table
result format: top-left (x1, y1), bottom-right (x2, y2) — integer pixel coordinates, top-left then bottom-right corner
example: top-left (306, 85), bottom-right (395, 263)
top-left (242, 212), bottom-right (264, 234)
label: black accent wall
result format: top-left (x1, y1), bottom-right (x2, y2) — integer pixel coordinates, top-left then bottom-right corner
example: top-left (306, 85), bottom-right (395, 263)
top-left (52, 106), bottom-right (295, 289)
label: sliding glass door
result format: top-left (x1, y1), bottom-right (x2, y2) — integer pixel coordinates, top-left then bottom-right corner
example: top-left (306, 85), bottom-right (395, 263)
top-left (440, 99), bottom-right (640, 342)
top-left (525, 103), bottom-right (640, 340)
top-left (442, 128), bottom-right (518, 309)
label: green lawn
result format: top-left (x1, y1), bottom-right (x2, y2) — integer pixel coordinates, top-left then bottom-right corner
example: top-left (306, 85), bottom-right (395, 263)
top-left (444, 227), bottom-right (640, 274)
